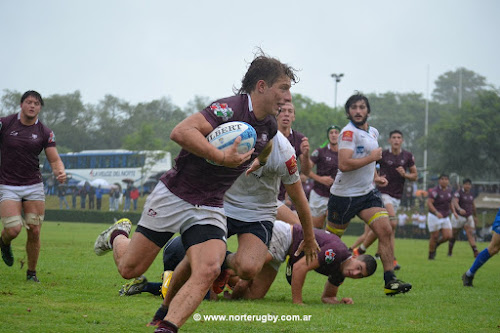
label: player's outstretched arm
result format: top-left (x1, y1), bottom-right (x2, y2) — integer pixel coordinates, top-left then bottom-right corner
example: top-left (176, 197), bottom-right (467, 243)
top-left (291, 256), bottom-right (319, 304)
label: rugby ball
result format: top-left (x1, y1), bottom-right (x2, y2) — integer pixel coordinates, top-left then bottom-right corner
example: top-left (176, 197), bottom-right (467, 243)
top-left (206, 121), bottom-right (257, 164)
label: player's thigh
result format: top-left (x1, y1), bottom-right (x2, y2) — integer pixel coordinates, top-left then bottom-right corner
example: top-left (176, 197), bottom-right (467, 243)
top-left (235, 233), bottom-right (269, 267)
top-left (121, 232), bottom-right (163, 272)
top-left (186, 238), bottom-right (227, 276)
top-left (276, 203), bottom-right (300, 225)
top-left (22, 200), bottom-right (45, 215)
top-left (0, 200), bottom-right (22, 217)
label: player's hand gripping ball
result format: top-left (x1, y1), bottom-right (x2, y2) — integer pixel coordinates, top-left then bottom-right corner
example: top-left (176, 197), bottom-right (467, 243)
top-left (206, 121), bottom-right (257, 165)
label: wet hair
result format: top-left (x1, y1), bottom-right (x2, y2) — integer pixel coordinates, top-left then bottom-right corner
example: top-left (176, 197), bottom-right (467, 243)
top-left (344, 92), bottom-right (370, 114)
top-left (237, 49), bottom-right (298, 94)
top-left (463, 178), bottom-right (472, 184)
top-left (357, 254), bottom-right (377, 277)
top-left (389, 130), bottom-right (403, 137)
top-left (21, 90), bottom-right (44, 107)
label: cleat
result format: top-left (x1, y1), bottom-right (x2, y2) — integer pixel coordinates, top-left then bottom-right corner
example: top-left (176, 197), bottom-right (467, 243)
top-left (212, 269), bottom-right (230, 294)
top-left (462, 273), bottom-right (474, 287)
top-left (94, 218), bottom-right (132, 256)
top-left (374, 253), bottom-right (381, 260)
top-left (27, 275), bottom-right (40, 283)
top-left (119, 275), bottom-right (147, 296)
top-left (1, 242), bottom-right (14, 267)
top-left (393, 261), bottom-right (401, 270)
top-left (428, 251), bottom-right (436, 260)
top-left (384, 279), bottom-right (412, 296)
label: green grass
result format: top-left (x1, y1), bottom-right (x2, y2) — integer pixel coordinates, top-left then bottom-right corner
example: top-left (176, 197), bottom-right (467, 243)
top-left (0, 222), bottom-right (499, 332)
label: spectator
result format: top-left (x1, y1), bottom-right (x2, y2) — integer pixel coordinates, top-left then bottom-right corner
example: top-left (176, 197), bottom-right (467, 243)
top-left (109, 188), bottom-right (116, 212)
top-left (123, 185), bottom-right (132, 212)
top-left (95, 186), bottom-right (103, 210)
top-left (130, 186), bottom-right (140, 211)
top-left (80, 183), bottom-right (88, 209)
top-left (71, 186), bottom-right (78, 209)
top-left (88, 186), bottom-right (95, 210)
top-left (57, 184), bottom-right (69, 210)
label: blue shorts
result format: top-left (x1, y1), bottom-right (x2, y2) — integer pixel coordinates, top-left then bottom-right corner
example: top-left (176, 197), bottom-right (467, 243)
top-left (327, 190), bottom-right (384, 225)
top-left (162, 236), bottom-right (186, 271)
top-left (492, 209), bottom-right (500, 235)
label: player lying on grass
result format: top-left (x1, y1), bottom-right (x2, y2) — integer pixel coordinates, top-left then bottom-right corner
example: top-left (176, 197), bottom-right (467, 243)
top-left (225, 220), bottom-right (377, 304)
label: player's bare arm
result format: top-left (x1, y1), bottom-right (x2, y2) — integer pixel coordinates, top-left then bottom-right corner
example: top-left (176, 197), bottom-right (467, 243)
top-left (427, 198), bottom-right (443, 218)
top-left (171, 113), bottom-right (253, 167)
top-left (321, 280), bottom-right (353, 305)
top-left (338, 147), bottom-right (382, 172)
top-left (291, 256), bottom-right (319, 304)
top-left (298, 137), bottom-right (311, 176)
top-left (45, 146), bottom-right (67, 184)
top-left (374, 169), bottom-right (388, 187)
top-left (285, 181), bottom-right (320, 264)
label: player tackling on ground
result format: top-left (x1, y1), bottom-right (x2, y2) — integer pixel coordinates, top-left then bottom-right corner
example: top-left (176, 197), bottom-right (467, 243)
top-left (326, 93), bottom-right (412, 296)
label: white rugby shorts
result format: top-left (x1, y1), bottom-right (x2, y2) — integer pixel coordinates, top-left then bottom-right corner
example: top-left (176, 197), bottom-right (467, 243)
top-left (427, 212), bottom-right (452, 233)
top-left (0, 183), bottom-right (45, 202)
top-left (381, 193), bottom-right (401, 213)
top-left (267, 220), bottom-right (293, 271)
top-left (308, 189), bottom-right (329, 217)
top-left (137, 183), bottom-right (227, 235)
top-left (450, 214), bottom-right (475, 229)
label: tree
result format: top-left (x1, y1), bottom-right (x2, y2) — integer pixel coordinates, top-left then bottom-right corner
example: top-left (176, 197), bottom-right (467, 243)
top-left (428, 90), bottom-right (500, 179)
top-left (432, 68), bottom-right (490, 106)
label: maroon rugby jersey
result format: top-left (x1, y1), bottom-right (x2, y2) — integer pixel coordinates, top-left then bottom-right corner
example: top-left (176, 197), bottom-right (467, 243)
top-left (310, 146), bottom-right (338, 197)
top-left (278, 129), bottom-right (305, 201)
top-left (161, 94), bottom-right (277, 207)
top-left (0, 113), bottom-right (56, 186)
top-left (378, 149), bottom-right (415, 199)
top-left (454, 188), bottom-right (475, 217)
top-left (428, 185), bottom-right (453, 217)
top-left (289, 224), bottom-right (351, 286)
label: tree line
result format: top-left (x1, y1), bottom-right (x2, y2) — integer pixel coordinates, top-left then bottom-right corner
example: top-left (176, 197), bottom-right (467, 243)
top-left (1, 67), bottom-right (499, 184)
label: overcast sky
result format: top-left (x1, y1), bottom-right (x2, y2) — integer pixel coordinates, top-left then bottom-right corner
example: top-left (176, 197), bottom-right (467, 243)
top-left (1, 1), bottom-right (499, 110)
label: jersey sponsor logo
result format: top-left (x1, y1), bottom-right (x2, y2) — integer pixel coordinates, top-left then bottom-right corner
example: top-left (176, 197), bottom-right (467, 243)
top-left (356, 146), bottom-right (364, 154)
top-left (48, 131), bottom-right (56, 143)
top-left (285, 155), bottom-right (298, 175)
top-left (210, 102), bottom-right (234, 121)
top-left (32, 134), bottom-right (38, 140)
top-left (342, 131), bottom-right (353, 142)
top-left (10, 131), bottom-right (18, 136)
top-left (325, 248), bottom-right (335, 264)
top-left (147, 208), bottom-right (157, 217)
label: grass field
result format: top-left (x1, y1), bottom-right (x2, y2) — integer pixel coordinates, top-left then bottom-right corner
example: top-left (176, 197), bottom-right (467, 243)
top-left (0, 221), bottom-right (499, 333)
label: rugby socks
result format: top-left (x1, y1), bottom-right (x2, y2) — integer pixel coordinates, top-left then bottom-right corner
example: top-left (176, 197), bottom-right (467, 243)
top-left (143, 282), bottom-right (162, 296)
top-left (359, 244), bottom-right (367, 254)
top-left (448, 238), bottom-right (456, 255)
top-left (471, 245), bottom-right (479, 257)
top-left (110, 230), bottom-right (129, 248)
top-left (27, 270), bottom-right (36, 277)
top-left (155, 320), bottom-right (178, 333)
top-left (148, 305), bottom-right (169, 327)
top-left (383, 270), bottom-right (396, 285)
top-left (466, 248), bottom-right (491, 276)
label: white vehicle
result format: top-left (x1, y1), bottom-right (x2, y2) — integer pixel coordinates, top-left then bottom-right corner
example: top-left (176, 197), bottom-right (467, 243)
top-left (42, 149), bottom-right (172, 191)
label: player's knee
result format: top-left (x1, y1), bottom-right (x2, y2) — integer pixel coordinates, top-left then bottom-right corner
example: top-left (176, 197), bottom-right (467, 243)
top-left (236, 261), bottom-right (261, 281)
top-left (117, 264), bottom-right (142, 280)
top-left (1, 216), bottom-right (23, 238)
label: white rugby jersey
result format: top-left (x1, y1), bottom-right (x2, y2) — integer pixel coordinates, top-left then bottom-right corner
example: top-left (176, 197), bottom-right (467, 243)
top-left (331, 121), bottom-right (379, 197)
top-left (224, 131), bottom-right (300, 223)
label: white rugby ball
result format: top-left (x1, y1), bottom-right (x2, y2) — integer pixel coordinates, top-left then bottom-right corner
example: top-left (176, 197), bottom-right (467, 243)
top-left (206, 121), bottom-right (257, 165)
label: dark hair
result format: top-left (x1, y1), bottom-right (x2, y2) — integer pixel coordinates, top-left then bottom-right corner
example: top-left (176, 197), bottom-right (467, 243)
top-left (439, 174), bottom-right (449, 179)
top-left (389, 130), bottom-right (403, 137)
top-left (344, 92), bottom-right (370, 114)
top-left (463, 178), bottom-right (472, 184)
top-left (21, 90), bottom-right (44, 107)
top-left (237, 50), bottom-right (298, 94)
top-left (358, 254), bottom-right (377, 277)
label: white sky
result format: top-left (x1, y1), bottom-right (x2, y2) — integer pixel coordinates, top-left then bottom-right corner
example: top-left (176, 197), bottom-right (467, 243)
top-left (1, 0), bottom-right (499, 109)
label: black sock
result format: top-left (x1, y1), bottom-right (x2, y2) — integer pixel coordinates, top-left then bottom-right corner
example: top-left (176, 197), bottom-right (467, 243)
top-left (0, 236), bottom-right (8, 247)
top-left (221, 250), bottom-right (232, 270)
top-left (27, 270), bottom-right (37, 277)
top-left (153, 305), bottom-right (169, 321)
top-left (143, 282), bottom-right (162, 296)
top-left (384, 270), bottom-right (396, 284)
